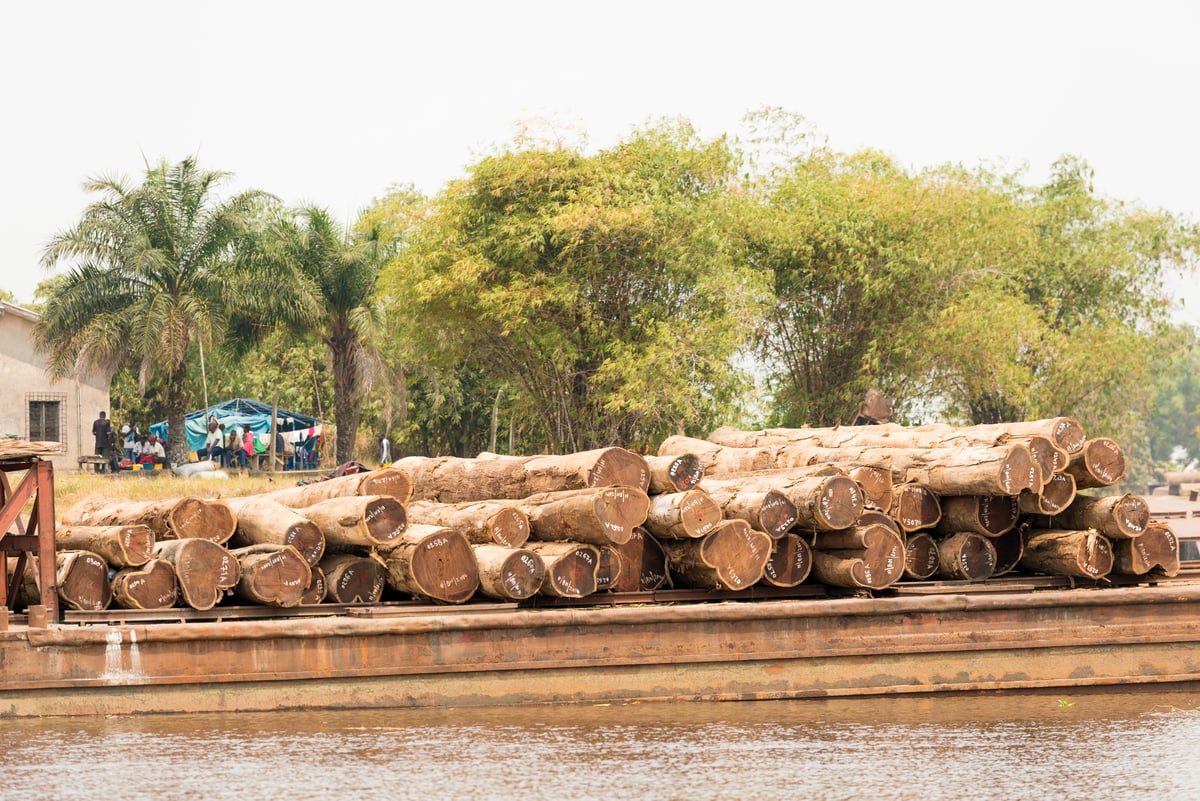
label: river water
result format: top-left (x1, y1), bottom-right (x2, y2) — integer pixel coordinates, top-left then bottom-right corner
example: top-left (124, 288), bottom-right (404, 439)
top-left (3, 689), bottom-right (1199, 800)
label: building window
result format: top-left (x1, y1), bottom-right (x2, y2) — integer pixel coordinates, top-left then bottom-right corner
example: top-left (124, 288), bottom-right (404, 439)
top-left (27, 394), bottom-right (66, 450)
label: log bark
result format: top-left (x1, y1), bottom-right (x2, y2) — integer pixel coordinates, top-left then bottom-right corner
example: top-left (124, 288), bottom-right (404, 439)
top-left (111, 558), bottom-right (178, 610)
top-left (810, 524), bottom-right (905, 590)
top-left (701, 472), bottom-right (863, 533)
top-left (595, 545), bottom-right (624, 592)
top-left (378, 524), bottom-right (479, 603)
top-left (661, 519), bottom-right (772, 591)
top-left (300, 564), bottom-right (328, 605)
top-left (296, 495), bottom-right (407, 550)
top-left (935, 532), bottom-right (997, 581)
top-left (642, 489), bottom-right (723, 540)
top-left (760, 532), bottom-right (812, 588)
top-left (63, 497), bottom-right (235, 544)
top-left (935, 495), bottom-right (1020, 538)
top-left (1112, 521), bottom-right (1180, 577)
top-left (890, 483), bottom-right (941, 532)
top-left (847, 465), bottom-right (894, 512)
top-left (1020, 529), bottom-right (1114, 579)
top-left (904, 532), bottom-right (939, 580)
top-left (153, 538), bottom-right (240, 611)
top-left (1017, 471), bottom-right (1077, 516)
top-left (55, 550), bottom-right (112, 611)
top-left (514, 486), bottom-right (649, 546)
top-left (223, 497), bottom-right (326, 566)
top-left (644, 453), bottom-right (704, 494)
top-left (405, 500), bottom-right (531, 547)
top-left (659, 435), bottom-right (789, 474)
top-left (229, 544), bottom-right (311, 608)
top-left (260, 467), bottom-right (414, 507)
top-left (472, 544), bottom-right (546, 600)
top-left (525, 542), bottom-right (600, 598)
top-left (54, 524), bottom-right (154, 567)
top-left (609, 527), bottom-right (669, 592)
top-left (319, 553), bottom-right (386, 603)
top-left (396, 447), bottom-right (650, 503)
top-left (1047, 493), bottom-right (1150, 540)
top-left (1063, 438), bottom-right (1126, 489)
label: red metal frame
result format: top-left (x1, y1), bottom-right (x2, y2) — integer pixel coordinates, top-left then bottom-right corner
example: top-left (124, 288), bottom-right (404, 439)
top-left (0, 459), bottom-right (59, 620)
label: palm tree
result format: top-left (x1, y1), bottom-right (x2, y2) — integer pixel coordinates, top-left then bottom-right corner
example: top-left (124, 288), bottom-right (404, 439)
top-left (272, 206), bottom-right (387, 464)
top-left (37, 157), bottom-right (294, 466)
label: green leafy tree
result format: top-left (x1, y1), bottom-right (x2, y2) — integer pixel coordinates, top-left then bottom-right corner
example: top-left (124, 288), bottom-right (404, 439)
top-left (380, 120), bottom-right (769, 454)
top-left (269, 206), bottom-right (388, 464)
top-left (36, 157), bottom-right (299, 465)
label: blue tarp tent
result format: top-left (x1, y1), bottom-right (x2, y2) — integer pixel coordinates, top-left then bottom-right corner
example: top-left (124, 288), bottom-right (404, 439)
top-left (150, 398), bottom-right (322, 453)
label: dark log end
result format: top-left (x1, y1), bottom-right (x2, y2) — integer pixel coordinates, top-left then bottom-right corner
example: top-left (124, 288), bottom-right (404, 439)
top-left (697, 520), bottom-right (771, 590)
top-left (494, 548), bottom-right (546, 599)
top-left (363, 498), bottom-right (407, 544)
top-left (1082, 438), bottom-right (1126, 487)
top-left (849, 465), bottom-right (894, 511)
top-left (815, 475), bottom-right (865, 531)
top-left (301, 565), bottom-right (328, 605)
top-left (542, 546), bottom-right (599, 598)
top-left (236, 547), bottom-right (311, 608)
top-left (57, 551), bottom-right (112, 611)
top-left (990, 527), bottom-right (1025, 576)
top-left (936, 532), bottom-right (997, 580)
top-left (406, 529), bottom-right (479, 603)
top-left (857, 526), bottom-right (906, 588)
top-left (170, 539), bottom-right (241, 610)
top-left (904, 532), bottom-right (939, 580)
top-left (322, 555), bottom-right (386, 603)
top-left (978, 495), bottom-right (1020, 535)
top-left (595, 545), bottom-right (624, 591)
top-left (609, 527), bottom-right (668, 592)
top-left (1038, 472), bottom-right (1078, 515)
top-left (113, 559), bottom-right (177, 609)
top-left (1053, 417), bottom-right (1088, 455)
top-left (759, 490), bottom-right (799, 537)
top-left (665, 453), bottom-right (704, 491)
top-left (1114, 495), bottom-right (1150, 539)
top-left (761, 533), bottom-right (813, 588)
top-left (284, 521), bottom-right (326, 566)
top-left (588, 448), bottom-right (651, 492)
top-left (489, 508), bottom-right (531, 548)
top-left (892, 485), bottom-right (941, 532)
top-left (120, 525), bottom-right (156, 565)
top-left (1026, 436), bottom-right (1066, 479)
top-left (999, 446), bottom-right (1040, 496)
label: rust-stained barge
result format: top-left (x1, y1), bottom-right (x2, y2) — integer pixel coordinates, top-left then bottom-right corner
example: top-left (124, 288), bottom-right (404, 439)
top-left (6, 436), bottom-right (1200, 719)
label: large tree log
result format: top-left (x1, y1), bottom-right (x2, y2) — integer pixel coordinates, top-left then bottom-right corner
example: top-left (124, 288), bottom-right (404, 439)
top-left (229, 544), bottom-right (311, 608)
top-left (642, 489), bottom-right (723, 540)
top-left (1063, 438), bottom-right (1126, 489)
top-left (760, 533), bottom-right (813, 588)
top-left (659, 435), bottom-right (789, 474)
top-left (406, 500), bottom-right (531, 547)
top-left (1112, 521), bottom-right (1180, 577)
top-left (990, 526), bottom-right (1025, 576)
top-left (609, 527), bottom-right (669, 592)
top-left (709, 425), bottom-right (1068, 478)
top-left (644, 453), bottom-right (704, 494)
top-left (223, 497), bottom-right (325, 566)
top-left (511, 487), bottom-right (649, 547)
top-left (1045, 493), bottom-right (1150, 540)
top-left (700, 471), bottom-right (863, 533)
top-left (810, 524), bottom-right (905, 590)
top-left (1020, 529), bottom-right (1114, 580)
top-left (378, 524), bottom-right (479, 603)
top-left (1017, 471), bottom-right (1077, 516)
top-left (396, 447), bottom-right (650, 503)
top-left (694, 483), bottom-right (796, 538)
top-left (904, 532), bottom-right (939, 580)
top-left (595, 545), bottom-right (624, 592)
top-left (111, 558), bottom-right (177, 609)
top-left (935, 495), bottom-right (1020, 538)
top-left (63, 497), bottom-right (235, 544)
top-left (525, 542), bottom-right (600, 598)
top-left (472, 545), bottom-right (546, 600)
top-left (890, 483), bottom-right (941, 532)
top-left (847, 465), bottom-right (895, 512)
top-left (319, 553), bottom-right (386, 603)
top-left (296, 495), bottom-right (407, 550)
top-left (662, 435), bottom-right (1040, 497)
top-left (260, 467), bottom-right (414, 507)
top-left (55, 550), bottom-right (112, 611)
top-left (661, 519), bottom-right (772, 591)
top-left (153, 539), bottom-right (240, 611)
top-left (300, 564), bottom-right (328, 605)
top-left (54, 524), bottom-right (154, 567)
top-left (935, 532), bottom-right (997, 581)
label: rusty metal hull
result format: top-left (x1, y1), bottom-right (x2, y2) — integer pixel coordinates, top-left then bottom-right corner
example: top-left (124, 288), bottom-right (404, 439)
top-left (5, 582), bottom-right (1200, 717)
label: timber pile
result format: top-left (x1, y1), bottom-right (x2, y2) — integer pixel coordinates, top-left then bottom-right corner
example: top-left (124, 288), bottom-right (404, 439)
top-left (25, 419), bottom-right (1182, 615)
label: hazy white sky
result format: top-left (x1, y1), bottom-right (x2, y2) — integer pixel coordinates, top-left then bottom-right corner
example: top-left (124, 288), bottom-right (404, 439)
top-left (2, 0), bottom-right (1198, 316)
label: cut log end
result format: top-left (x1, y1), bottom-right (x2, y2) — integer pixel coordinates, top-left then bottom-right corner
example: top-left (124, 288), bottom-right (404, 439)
top-left (532, 543), bottom-right (600, 598)
top-left (56, 551), bottom-right (112, 612)
top-left (300, 565), bottom-right (328, 605)
top-left (649, 453), bottom-right (704, 492)
top-left (489, 508), bottom-right (531, 548)
top-left (473, 545), bottom-right (546, 600)
top-left (232, 546), bottom-right (311, 608)
top-left (362, 497), bottom-right (408, 544)
top-left (360, 468), bottom-right (415, 504)
top-left (1021, 529), bottom-right (1114, 580)
top-left (111, 559), bottom-right (178, 609)
top-left (891, 484), bottom-right (941, 532)
top-left (760, 533), bottom-right (812, 588)
top-left (936, 532), bottom-right (997, 581)
top-left (904, 532), bottom-right (939, 580)
top-left (283, 521), bottom-right (326, 566)
top-left (595, 545), bottom-right (624, 591)
top-left (170, 498), bottom-right (236, 543)
top-left (320, 554), bottom-right (386, 604)
top-left (759, 490), bottom-right (800, 538)
top-left (813, 475), bottom-right (864, 531)
top-left (587, 447), bottom-right (651, 492)
top-left (998, 446), bottom-right (1040, 496)
top-left (590, 486), bottom-right (650, 544)
top-left (848, 465), bottom-right (894, 512)
top-left (609, 527), bottom-right (668, 592)
top-left (694, 521), bottom-right (772, 590)
top-left (1068, 438), bottom-right (1127, 488)
top-left (400, 528), bottom-right (480, 603)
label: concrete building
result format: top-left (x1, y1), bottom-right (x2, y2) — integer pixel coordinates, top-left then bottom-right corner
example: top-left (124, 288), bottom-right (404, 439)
top-left (0, 300), bottom-right (112, 473)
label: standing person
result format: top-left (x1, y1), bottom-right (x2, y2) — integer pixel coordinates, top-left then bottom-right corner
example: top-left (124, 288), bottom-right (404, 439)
top-left (121, 424), bottom-right (137, 462)
top-left (378, 433), bottom-right (391, 466)
top-left (91, 411), bottom-right (113, 473)
top-left (243, 426), bottom-right (257, 470)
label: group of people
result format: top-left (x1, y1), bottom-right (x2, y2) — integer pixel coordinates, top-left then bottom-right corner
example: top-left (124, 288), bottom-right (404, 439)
top-left (197, 416), bottom-right (259, 468)
top-left (90, 411), bottom-right (166, 473)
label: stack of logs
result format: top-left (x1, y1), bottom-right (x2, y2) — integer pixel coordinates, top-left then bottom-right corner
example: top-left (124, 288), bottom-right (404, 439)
top-left (8, 417), bottom-right (1182, 613)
